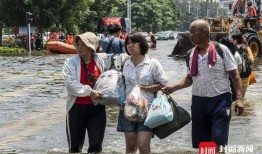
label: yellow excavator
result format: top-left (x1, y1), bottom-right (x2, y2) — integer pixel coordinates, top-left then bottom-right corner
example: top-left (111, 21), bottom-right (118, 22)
top-left (171, 0), bottom-right (262, 58)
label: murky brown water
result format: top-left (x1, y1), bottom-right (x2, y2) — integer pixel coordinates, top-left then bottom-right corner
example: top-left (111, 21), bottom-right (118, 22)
top-left (0, 40), bottom-right (262, 154)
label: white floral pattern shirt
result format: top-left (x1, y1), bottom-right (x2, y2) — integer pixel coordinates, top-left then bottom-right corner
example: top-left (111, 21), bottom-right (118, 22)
top-left (188, 44), bottom-right (237, 97)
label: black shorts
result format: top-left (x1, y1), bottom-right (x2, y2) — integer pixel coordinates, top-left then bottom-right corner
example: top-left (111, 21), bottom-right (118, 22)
top-left (191, 93), bottom-right (232, 148)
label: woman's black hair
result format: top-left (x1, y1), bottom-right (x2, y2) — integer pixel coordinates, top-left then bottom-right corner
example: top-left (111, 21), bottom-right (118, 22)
top-left (248, 1), bottom-right (252, 6)
top-left (219, 37), bottom-right (237, 55)
top-left (231, 33), bottom-right (243, 44)
top-left (107, 24), bottom-right (122, 34)
top-left (124, 33), bottom-right (149, 55)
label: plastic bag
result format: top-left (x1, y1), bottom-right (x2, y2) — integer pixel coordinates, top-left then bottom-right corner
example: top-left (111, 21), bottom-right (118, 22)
top-left (124, 86), bottom-right (148, 122)
top-left (144, 95), bottom-right (173, 128)
top-left (93, 69), bottom-right (125, 107)
top-left (153, 95), bottom-right (191, 139)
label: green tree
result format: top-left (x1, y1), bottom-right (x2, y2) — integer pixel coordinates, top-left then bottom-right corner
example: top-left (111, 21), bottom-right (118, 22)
top-left (0, 0), bottom-right (4, 45)
top-left (59, 0), bottom-right (94, 34)
top-left (0, 0), bottom-right (65, 33)
top-left (131, 0), bottom-right (180, 32)
top-left (2, 0), bottom-right (227, 44)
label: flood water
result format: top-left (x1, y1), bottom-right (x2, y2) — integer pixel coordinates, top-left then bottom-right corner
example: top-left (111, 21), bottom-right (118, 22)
top-left (0, 40), bottom-right (262, 154)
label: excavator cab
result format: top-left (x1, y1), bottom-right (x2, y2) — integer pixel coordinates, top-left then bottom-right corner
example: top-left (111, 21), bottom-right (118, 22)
top-left (171, 0), bottom-right (262, 57)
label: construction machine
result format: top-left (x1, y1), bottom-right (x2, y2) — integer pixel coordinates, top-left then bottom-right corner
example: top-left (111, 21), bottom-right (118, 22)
top-left (171, 0), bottom-right (262, 58)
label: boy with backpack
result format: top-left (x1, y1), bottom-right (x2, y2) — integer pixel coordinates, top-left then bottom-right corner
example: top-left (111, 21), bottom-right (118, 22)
top-left (100, 23), bottom-right (125, 54)
top-left (100, 23), bottom-right (126, 70)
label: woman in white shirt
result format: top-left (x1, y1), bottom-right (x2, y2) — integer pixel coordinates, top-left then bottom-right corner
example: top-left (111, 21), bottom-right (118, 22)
top-left (220, 37), bottom-right (242, 102)
top-left (230, 34), bottom-right (254, 100)
top-left (117, 33), bottom-right (168, 153)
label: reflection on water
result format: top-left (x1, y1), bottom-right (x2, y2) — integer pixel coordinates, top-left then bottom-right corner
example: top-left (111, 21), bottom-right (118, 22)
top-left (0, 41), bottom-right (262, 154)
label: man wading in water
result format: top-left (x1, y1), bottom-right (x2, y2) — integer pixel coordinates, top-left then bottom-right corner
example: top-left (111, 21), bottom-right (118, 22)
top-left (163, 19), bottom-right (244, 152)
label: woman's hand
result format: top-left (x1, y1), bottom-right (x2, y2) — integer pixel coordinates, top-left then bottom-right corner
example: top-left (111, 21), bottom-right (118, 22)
top-left (162, 85), bottom-right (175, 95)
top-left (90, 90), bottom-right (101, 100)
top-left (139, 84), bottom-right (161, 92)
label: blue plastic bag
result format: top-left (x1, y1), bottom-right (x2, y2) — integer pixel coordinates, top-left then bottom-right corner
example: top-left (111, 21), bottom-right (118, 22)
top-left (144, 95), bottom-right (173, 128)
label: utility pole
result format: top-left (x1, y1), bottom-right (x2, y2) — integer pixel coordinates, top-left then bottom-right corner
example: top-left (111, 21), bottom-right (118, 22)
top-left (197, 1), bottom-right (199, 19)
top-left (217, 6), bottom-right (219, 17)
top-left (26, 12), bottom-right (33, 53)
top-left (206, 0), bottom-right (209, 18)
top-left (127, 0), bottom-right (131, 34)
top-left (188, 1), bottom-right (191, 13)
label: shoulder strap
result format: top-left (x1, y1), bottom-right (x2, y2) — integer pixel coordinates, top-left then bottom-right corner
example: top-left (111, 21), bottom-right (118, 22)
top-left (186, 48), bottom-right (193, 68)
top-left (80, 57), bottom-right (89, 74)
top-left (80, 57), bottom-right (97, 80)
top-left (212, 41), bottom-right (223, 59)
top-left (106, 37), bottom-right (115, 53)
top-left (119, 39), bottom-right (123, 52)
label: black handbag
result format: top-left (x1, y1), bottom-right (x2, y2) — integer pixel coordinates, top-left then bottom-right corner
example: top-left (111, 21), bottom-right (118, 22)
top-left (153, 94), bottom-right (191, 139)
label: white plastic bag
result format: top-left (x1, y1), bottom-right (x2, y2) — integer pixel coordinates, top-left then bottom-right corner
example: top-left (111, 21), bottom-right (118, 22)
top-left (93, 69), bottom-right (125, 107)
top-left (144, 95), bottom-right (173, 128)
top-left (124, 86), bottom-right (148, 122)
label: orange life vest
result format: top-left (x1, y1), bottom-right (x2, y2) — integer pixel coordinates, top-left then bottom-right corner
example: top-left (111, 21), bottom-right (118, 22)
top-left (66, 35), bottom-right (74, 44)
top-left (121, 33), bottom-right (127, 40)
top-left (49, 32), bottom-right (56, 41)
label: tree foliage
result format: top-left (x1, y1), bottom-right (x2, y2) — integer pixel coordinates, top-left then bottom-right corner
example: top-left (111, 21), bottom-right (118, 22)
top-left (0, 0), bottom-right (228, 44)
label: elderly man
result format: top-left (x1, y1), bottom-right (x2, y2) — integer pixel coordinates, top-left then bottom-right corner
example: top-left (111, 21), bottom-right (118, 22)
top-left (163, 19), bottom-right (244, 150)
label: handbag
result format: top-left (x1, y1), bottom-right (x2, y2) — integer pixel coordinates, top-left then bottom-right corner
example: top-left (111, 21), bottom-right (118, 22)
top-left (144, 95), bottom-right (173, 128)
top-left (249, 71), bottom-right (256, 85)
top-left (153, 94), bottom-right (191, 139)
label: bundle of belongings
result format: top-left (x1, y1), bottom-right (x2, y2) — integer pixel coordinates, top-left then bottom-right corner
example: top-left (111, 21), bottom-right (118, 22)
top-left (124, 86), bottom-right (148, 122)
top-left (93, 54), bottom-right (127, 107)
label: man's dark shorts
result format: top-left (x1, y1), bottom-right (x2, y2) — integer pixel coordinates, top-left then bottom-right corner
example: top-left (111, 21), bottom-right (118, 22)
top-left (191, 92), bottom-right (232, 148)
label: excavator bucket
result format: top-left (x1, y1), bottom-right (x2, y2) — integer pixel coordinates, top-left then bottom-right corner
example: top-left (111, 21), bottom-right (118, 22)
top-left (170, 32), bottom-right (228, 57)
top-left (170, 32), bottom-right (193, 57)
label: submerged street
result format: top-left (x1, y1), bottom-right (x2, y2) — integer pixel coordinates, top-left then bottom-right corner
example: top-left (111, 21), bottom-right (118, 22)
top-left (0, 40), bottom-right (262, 154)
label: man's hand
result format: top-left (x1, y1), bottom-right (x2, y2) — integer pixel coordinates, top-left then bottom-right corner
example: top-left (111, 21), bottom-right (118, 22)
top-left (234, 99), bottom-right (244, 116)
top-left (162, 85), bottom-right (175, 95)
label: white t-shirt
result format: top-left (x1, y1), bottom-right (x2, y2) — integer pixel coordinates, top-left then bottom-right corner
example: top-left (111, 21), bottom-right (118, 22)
top-left (123, 55), bottom-right (168, 104)
top-left (234, 51), bottom-right (242, 66)
top-left (188, 44), bottom-right (237, 97)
